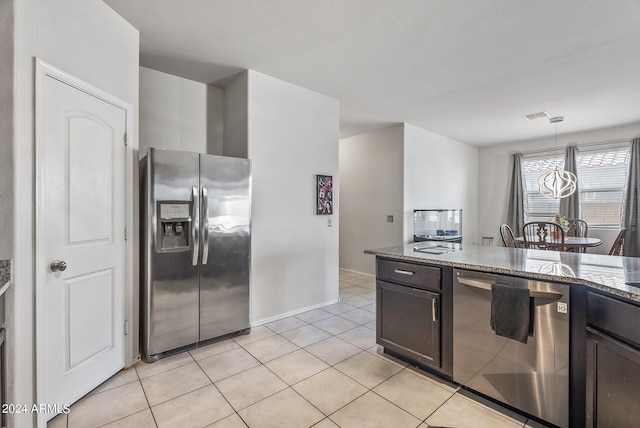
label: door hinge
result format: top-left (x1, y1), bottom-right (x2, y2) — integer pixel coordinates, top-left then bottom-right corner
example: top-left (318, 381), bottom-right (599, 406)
top-left (124, 320), bottom-right (129, 336)
top-left (124, 132), bottom-right (129, 146)
top-left (124, 227), bottom-right (129, 241)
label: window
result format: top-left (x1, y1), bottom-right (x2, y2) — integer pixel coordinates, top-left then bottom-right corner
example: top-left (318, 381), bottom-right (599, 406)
top-left (522, 144), bottom-right (630, 226)
top-left (578, 148), bottom-right (629, 226)
top-left (522, 155), bottom-right (563, 222)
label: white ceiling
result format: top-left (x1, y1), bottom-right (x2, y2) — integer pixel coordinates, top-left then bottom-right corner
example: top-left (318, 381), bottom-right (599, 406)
top-left (104, 0), bottom-right (640, 147)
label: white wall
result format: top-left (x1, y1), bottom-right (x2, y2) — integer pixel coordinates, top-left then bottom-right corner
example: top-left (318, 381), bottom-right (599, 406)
top-left (338, 123), bottom-right (478, 274)
top-left (139, 67), bottom-right (224, 157)
top-left (478, 121), bottom-right (640, 253)
top-left (223, 71), bottom-right (248, 158)
top-left (139, 67), bottom-right (340, 331)
top-left (207, 85), bottom-right (224, 155)
top-left (403, 123), bottom-right (479, 244)
top-left (0, 0), bottom-right (13, 260)
top-left (247, 70), bottom-right (340, 324)
top-left (12, 1), bottom-right (139, 426)
top-left (339, 125), bottom-right (404, 275)
top-left (139, 67), bottom-right (207, 155)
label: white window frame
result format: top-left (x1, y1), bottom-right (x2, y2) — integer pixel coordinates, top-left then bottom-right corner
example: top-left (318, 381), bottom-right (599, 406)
top-left (521, 141), bottom-right (630, 228)
top-left (522, 154), bottom-right (563, 222)
top-left (576, 144), bottom-right (630, 228)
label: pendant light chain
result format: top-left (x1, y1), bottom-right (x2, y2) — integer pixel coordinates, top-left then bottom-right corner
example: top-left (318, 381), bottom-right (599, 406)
top-left (538, 116), bottom-right (577, 199)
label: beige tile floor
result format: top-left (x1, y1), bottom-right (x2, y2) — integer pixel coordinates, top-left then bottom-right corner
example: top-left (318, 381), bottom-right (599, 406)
top-left (48, 270), bottom-right (550, 428)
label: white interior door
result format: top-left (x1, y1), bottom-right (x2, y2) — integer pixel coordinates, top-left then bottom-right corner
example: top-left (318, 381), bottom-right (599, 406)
top-left (36, 63), bottom-right (127, 422)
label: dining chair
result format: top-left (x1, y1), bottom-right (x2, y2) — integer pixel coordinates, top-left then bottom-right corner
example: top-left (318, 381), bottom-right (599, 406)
top-left (499, 224), bottom-right (517, 248)
top-left (566, 219), bottom-right (588, 237)
top-left (522, 221), bottom-right (565, 251)
top-left (609, 228), bottom-right (626, 256)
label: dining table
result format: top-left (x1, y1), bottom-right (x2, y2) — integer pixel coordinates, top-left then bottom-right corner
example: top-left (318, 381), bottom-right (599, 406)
top-left (514, 236), bottom-right (603, 252)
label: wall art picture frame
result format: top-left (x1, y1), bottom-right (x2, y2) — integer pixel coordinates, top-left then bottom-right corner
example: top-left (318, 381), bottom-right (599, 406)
top-left (316, 175), bottom-right (333, 215)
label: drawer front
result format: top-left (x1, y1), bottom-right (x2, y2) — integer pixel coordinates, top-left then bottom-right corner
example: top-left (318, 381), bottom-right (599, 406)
top-left (377, 258), bottom-right (441, 291)
top-left (587, 291), bottom-right (640, 347)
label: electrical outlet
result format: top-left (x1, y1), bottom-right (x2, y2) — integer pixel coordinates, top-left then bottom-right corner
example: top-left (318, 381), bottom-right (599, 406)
top-left (387, 215), bottom-right (394, 223)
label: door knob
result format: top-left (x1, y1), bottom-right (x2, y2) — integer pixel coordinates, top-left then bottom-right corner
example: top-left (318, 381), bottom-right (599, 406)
top-left (50, 260), bottom-right (67, 272)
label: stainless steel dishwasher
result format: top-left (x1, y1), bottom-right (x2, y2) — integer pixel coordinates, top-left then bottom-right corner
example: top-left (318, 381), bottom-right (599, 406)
top-left (453, 269), bottom-right (569, 428)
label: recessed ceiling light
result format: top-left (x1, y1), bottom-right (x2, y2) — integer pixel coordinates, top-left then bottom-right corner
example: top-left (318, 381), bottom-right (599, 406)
top-left (523, 111), bottom-right (550, 121)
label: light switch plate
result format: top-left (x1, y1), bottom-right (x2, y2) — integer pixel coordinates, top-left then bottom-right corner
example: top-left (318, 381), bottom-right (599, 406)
top-left (328, 216), bottom-right (333, 227)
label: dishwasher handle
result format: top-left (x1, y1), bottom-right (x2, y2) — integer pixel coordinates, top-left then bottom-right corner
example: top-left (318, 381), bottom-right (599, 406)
top-left (456, 276), bottom-right (563, 301)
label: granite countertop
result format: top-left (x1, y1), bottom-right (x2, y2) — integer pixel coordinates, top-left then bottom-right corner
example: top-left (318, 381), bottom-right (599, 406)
top-left (0, 259), bottom-right (11, 295)
top-left (365, 242), bottom-right (640, 303)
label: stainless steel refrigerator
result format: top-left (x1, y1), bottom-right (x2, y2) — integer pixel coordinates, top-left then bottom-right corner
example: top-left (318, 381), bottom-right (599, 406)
top-left (140, 148), bottom-right (251, 362)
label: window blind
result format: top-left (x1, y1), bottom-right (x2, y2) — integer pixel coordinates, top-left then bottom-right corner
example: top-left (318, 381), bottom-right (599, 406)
top-left (520, 144), bottom-right (630, 226)
top-left (522, 156), bottom-right (563, 221)
top-left (578, 148), bottom-right (629, 226)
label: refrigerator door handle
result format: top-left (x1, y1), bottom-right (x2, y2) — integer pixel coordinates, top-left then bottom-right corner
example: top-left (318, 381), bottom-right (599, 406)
top-left (201, 186), bottom-right (209, 265)
top-left (191, 185), bottom-right (199, 266)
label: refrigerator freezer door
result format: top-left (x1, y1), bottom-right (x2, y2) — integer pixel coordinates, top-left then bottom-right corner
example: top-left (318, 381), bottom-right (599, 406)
top-left (142, 148), bottom-right (200, 358)
top-left (199, 154), bottom-right (251, 342)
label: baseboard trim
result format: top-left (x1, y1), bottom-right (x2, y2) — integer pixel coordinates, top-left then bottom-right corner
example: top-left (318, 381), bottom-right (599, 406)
top-left (252, 298), bottom-right (340, 327)
top-left (339, 267), bottom-right (374, 277)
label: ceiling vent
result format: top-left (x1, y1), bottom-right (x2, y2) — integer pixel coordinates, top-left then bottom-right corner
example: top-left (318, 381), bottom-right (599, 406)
top-left (523, 111), bottom-right (550, 121)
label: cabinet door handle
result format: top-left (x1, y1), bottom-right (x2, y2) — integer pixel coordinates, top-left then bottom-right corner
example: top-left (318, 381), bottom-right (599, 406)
top-left (432, 298), bottom-right (438, 322)
top-left (394, 269), bottom-right (415, 276)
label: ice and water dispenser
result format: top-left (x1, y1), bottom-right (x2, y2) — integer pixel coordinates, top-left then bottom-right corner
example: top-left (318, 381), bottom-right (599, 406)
top-left (156, 201), bottom-right (192, 252)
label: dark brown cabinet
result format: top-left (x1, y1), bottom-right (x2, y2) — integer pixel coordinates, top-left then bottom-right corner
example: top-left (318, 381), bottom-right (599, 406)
top-left (377, 279), bottom-right (440, 367)
top-left (370, 252), bottom-right (640, 426)
top-left (376, 258), bottom-right (444, 371)
top-left (586, 291), bottom-right (640, 428)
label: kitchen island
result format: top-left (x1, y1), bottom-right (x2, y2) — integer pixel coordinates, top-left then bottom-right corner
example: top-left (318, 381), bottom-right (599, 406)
top-left (365, 242), bottom-right (640, 428)
top-left (365, 241), bottom-right (640, 302)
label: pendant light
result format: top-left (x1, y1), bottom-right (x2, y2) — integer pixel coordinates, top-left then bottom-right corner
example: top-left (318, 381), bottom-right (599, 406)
top-left (538, 116), bottom-right (577, 199)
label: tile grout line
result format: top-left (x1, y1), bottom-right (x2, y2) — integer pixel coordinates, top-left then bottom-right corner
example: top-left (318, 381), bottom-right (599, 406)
top-left (65, 368), bottom-right (157, 428)
top-left (269, 361), bottom-right (368, 425)
top-left (420, 388), bottom-right (459, 427)
top-left (67, 284), bottom-right (369, 427)
top-left (95, 408), bottom-right (156, 428)
top-left (235, 360), bottom-right (331, 423)
top-left (59, 272), bottom-right (527, 428)
top-left (295, 347), bottom-right (419, 427)
top-left (212, 328), bottom-right (305, 415)
top-left (135, 362), bottom-right (160, 428)
top-left (220, 332), bottom-right (381, 425)
top-left (192, 355), bottom-right (250, 426)
top-left (85, 365), bottom-right (159, 428)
